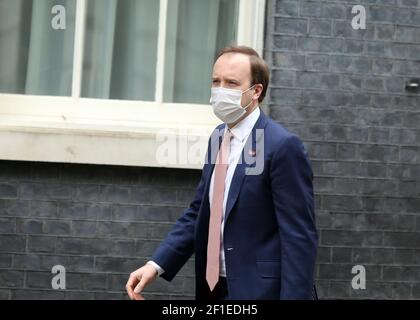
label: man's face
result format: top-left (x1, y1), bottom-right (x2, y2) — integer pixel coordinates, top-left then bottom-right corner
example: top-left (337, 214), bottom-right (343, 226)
top-left (212, 53), bottom-right (255, 107)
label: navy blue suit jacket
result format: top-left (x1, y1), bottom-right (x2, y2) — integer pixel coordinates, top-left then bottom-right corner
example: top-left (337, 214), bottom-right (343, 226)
top-left (151, 110), bottom-right (318, 299)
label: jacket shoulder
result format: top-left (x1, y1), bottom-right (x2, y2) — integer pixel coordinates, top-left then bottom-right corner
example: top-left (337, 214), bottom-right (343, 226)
top-left (264, 118), bottom-right (311, 164)
top-left (265, 117), bottom-right (300, 145)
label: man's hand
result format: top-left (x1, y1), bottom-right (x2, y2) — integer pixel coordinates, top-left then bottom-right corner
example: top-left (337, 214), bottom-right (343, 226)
top-left (126, 264), bottom-right (158, 300)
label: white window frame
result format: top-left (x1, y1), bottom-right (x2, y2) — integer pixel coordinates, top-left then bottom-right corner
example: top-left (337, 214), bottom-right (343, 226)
top-left (0, 0), bottom-right (266, 169)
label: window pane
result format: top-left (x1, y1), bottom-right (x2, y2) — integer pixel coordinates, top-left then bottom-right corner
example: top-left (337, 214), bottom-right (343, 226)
top-left (163, 0), bottom-right (239, 104)
top-left (81, 0), bottom-right (159, 101)
top-left (0, 0), bottom-right (75, 96)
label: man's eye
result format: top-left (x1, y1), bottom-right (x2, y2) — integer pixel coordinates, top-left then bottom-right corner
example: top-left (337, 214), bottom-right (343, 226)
top-left (212, 79), bottom-right (219, 84)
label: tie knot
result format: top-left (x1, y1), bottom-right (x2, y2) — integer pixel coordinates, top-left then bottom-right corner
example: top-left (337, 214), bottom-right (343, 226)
top-left (216, 129), bottom-right (232, 165)
top-left (221, 130), bottom-right (233, 150)
top-left (225, 129), bottom-right (234, 141)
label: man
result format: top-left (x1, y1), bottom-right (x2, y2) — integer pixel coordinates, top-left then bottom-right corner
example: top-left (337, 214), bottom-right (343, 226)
top-left (126, 46), bottom-right (318, 300)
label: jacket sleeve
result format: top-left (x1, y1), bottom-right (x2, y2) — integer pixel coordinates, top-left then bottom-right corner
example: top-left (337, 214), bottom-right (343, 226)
top-left (270, 134), bottom-right (318, 299)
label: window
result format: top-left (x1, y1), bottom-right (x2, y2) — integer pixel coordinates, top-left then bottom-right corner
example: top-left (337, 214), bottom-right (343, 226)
top-left (81, 0), bottom-right (239, 104)
top-left (0, 0), bottom-right (76, 96)
top-left (163, 0), bottom-right (239, 104)
top-left (0, 0), bottom-right (266, 169)
top-left (81, 0), bottom-right (160, 101)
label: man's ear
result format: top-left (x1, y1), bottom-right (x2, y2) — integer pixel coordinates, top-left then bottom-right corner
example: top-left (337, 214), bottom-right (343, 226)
top-left (254, 84), bottom-right (263, 100)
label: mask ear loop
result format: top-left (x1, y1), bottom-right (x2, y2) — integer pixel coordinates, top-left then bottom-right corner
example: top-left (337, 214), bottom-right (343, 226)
top-left (242, 84), bottom-right (257, 109)
top-left (241, 84), bottom-right (256, 94)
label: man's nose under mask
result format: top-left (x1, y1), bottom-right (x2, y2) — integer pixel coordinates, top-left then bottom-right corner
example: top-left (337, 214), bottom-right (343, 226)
top-left (210, 85), bottom-right (255, 123)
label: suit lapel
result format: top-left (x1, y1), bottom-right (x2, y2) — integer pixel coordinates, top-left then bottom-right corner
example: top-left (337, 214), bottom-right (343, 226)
top-left (201, 126), bottom-right (224, 208)
top-left (224, 110), bottom-right (268, 223)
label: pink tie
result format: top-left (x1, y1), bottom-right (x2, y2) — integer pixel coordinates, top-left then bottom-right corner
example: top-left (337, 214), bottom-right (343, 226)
top-left (206, 129), bottom-right (232, 291)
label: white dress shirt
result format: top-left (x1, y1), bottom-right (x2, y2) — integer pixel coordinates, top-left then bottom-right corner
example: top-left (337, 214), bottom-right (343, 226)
top-left (148, 107), bottom-right (261, 277)
top-left (209, 107), bottom-right (260, 277)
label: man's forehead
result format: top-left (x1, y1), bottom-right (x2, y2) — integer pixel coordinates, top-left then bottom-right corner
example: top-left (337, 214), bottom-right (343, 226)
top-left (213, 53), bottom-right (251, 78)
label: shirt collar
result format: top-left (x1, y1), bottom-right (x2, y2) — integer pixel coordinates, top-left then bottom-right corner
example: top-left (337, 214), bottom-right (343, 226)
top-left (225, 107), bottom-right (260, 143)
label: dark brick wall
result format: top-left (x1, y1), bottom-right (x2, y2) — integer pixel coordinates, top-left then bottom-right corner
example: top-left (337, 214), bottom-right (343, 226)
top-left (1, 0), bottom-right (420, 300)
top-left (0, 161), bottom-right (200, 299)
top-left (265, 0), bottom-right (420, 299)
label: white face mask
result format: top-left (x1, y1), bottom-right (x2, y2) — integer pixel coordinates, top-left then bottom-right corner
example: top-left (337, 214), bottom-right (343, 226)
top-left (210, 85), bottom-right (256, 124)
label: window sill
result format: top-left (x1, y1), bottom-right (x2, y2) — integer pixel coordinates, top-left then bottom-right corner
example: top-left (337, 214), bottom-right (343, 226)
top-left (0, 94), bottom-right (220, 169)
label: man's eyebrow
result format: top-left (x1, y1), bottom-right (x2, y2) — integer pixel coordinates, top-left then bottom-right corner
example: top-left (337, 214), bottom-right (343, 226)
top-left (211, 76), bottom-right (240, 83)
top-left (226, 78), bottom-right (240, 83)
top-left (222, 77), bottom-right (240, 82)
